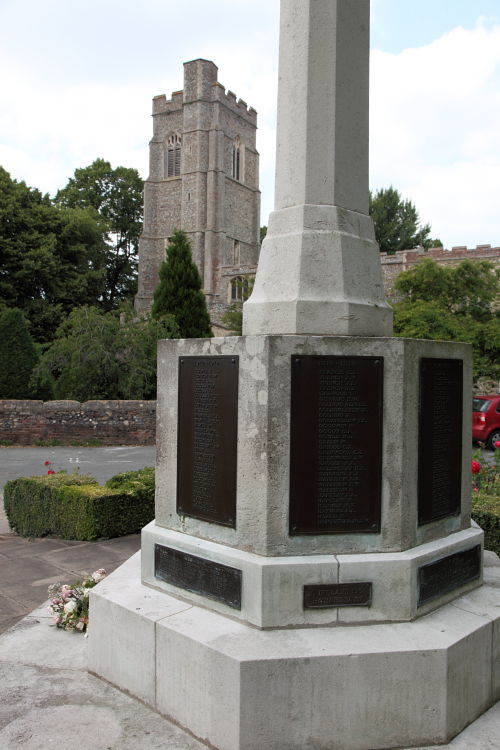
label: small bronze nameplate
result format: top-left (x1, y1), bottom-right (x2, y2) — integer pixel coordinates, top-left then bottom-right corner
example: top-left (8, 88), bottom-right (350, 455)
top-left (177, 356), bottom-right (238, 527)
top-left (418, 358), bottom-right (463, 525)
top-left (154, 544), bottom-right (242, 610)
top-left (303, 582), bottom-right (372, 609)
top-left (418, 545), bottom-right (481, 607)
top-left (290, 355), bottom-right (383, 535)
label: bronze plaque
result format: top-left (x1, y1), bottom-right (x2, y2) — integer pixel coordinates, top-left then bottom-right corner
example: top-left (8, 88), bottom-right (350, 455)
top-left (289, 355), bottom-right (383, 535)
top-left (154, 544), bottom-right (242, 609)
top-left (303, 582), bottom-right (372, 609)
top-left (418, 358), bottom-right (463, 525)
top-left (177, 356), bottom-right (238, 527)
top-left (418, 545), bottom-right (481, 607)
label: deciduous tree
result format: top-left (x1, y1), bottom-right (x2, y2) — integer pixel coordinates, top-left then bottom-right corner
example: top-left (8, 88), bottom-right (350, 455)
top-left (0, 167), bottom-right (107, 342)
top-left (55, 158), bottom-right (143, 308)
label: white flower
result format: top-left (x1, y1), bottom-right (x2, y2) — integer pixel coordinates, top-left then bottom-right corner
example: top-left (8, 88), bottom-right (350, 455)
top-left (92, 570), bottom-right (106, 582)
top-left (63, 600), bottom-right (77, 614)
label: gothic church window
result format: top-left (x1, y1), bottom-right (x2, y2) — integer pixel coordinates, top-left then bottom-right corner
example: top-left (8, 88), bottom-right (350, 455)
top-left (232, 136), bottom-right (242, 181)
top-left (232, 240), bottom-right (241, 265)
top-left (230, 276), bottom-right (250, 302)
top-left (166, 133), bottom-right (182, 177)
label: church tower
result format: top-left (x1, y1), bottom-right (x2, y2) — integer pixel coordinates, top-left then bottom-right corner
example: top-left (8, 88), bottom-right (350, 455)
top-left (134, 59), bottom-right (261, 329)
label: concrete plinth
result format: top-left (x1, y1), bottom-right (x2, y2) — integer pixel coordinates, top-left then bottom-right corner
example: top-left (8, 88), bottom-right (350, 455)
top-left (142, 521), bottom-right (484, 628)
top-left (89, 552), bottom-right (500, 750)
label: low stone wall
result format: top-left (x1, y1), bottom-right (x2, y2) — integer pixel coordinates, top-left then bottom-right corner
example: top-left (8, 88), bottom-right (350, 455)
top-left (0, 400), bottom-right (156, 445)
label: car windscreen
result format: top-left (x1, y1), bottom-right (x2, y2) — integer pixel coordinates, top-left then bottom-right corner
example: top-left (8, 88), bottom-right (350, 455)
top-left (473, 398), bottom-right (491, 413)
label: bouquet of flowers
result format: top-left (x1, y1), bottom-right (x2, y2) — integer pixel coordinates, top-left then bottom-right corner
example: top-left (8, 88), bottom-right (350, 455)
top-left (47, 569), bottom-right (107, 633)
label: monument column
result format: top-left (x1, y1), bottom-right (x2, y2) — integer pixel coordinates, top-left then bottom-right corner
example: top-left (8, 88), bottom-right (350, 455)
top-left (243, 0), bottom-right (392, 337)
top-left (89, 3), bottom-right (493, 749)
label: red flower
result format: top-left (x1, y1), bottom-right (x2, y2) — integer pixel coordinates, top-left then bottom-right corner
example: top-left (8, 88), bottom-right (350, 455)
top-left (471, 460), bottom-right (481, 474)
top-left (44, 461), bottom-right (51, 466)
top-left (47, 469), bottom-right (56, 475)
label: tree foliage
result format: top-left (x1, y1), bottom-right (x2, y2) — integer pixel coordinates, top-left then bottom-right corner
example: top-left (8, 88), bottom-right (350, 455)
top-left (393, 258), bottom-right (500, 381)
top-left (0, 167), bottom-right (107, 341)
top-left (30, 306), bottom-right (178, 401)
top-left (221, 277), bottom-right (254, 334)
top-left (55, 159), bottom-right (143, 309)
top-left (369, 186), bottom-right (440, 254)
top-left (0, 308), bottom-right (39, 398)
top-left (151, 230), bottom-right (213, 338)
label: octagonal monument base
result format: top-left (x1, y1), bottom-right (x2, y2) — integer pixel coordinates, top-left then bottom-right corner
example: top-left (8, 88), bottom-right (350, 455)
top-left (89, 551), bottom-right (500, 750)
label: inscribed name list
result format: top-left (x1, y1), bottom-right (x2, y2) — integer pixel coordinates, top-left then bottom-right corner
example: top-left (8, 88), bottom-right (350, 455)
top-left (418, 358), bottom-right (463, 525)
top-left (290, 355), bottom-right (383, 534)
top-left (177, 356), bottom-right (238, 527)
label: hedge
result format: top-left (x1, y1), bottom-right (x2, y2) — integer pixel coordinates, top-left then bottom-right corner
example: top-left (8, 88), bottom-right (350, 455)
top-left (3, 467), bottom-right (155, 541)
top-left (472, 493), bottom-right (500, 557)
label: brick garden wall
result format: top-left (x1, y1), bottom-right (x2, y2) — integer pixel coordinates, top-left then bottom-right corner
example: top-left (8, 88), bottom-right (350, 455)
top-left (0, 400), bottom-right (156, 445)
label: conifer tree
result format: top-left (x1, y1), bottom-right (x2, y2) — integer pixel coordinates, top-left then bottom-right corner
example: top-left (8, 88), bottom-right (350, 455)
top-left (0, 308), bottom-right (39, 398)
top-left (151, 230), bottom-right (213, 338)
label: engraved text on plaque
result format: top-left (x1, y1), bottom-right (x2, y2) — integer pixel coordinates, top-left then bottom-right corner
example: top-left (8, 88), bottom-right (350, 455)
top-left (418, 546), bottom-right (481, 606)
top-left (177, 356), bottom-right (238, 527)
top-left (418, 358), bottom-right (463, 525)
top-left (155, 544), bottom-right (242, 609)
top-left (303, 582), bottom-right (372, 609)
top-left (290, 356), bottom-right (383, 534)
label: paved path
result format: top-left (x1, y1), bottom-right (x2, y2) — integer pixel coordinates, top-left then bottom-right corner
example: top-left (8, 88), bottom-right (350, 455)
top-left (0, 446), bottom-right (154, 634)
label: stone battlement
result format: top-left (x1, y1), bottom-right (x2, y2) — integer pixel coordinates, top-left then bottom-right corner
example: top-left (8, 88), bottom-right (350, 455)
top-left (380, 244), bottom-right (500, 296)
top-left (151, 61), bottom-right (257, 123)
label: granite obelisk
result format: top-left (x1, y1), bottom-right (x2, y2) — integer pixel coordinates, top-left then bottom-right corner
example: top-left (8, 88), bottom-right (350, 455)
top-left (243, 0), bottom-right (392, 336)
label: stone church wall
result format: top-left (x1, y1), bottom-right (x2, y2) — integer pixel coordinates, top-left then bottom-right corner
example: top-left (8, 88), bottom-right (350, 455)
top-left (381, 244), bottom-right (500, 298)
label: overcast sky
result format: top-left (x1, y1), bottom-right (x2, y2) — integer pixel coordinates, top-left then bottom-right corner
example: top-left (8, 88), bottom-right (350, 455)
top-left (1, 0), bottom-right (499, 249)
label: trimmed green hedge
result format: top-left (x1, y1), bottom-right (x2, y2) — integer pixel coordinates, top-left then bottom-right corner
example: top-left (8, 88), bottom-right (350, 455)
top-left (3, 467), bottom-right (155, 541)
top-left (472, 493), bottom-right (500, 557)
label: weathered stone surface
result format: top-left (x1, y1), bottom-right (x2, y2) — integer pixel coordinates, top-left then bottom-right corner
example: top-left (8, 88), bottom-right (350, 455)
top-left (155, 335), bottom-right (472, 557)
top-left (135, 59), bottom-right (261, 326)
top-left (243, 1), bottom-right (392, 336)
top-left (0, 400), bottom-right (156, 445)
top-left (88, 552), bottom-right (500, 750)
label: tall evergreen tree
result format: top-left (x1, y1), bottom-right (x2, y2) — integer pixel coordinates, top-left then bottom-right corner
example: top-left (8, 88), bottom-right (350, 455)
top-left (0, 308), bottom-right (39, 398)
top-left (151, 231), bottom-right (213, 338)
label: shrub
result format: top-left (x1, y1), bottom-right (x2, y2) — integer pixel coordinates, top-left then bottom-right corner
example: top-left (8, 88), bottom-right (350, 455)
top-left (3, 467), bottom-right (155, 541)
top-left (472, 494), bottom-right (500, 557)
top-left (471, 449), bottom-right (500, 555)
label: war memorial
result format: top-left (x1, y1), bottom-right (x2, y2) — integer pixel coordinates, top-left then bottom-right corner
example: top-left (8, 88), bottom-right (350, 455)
top-left (88, 2), bottom-right (500, 748)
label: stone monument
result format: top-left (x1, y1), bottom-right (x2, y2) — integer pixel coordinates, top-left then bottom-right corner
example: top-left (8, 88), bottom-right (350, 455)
top-left (88, 2), bottom-right (499, 748)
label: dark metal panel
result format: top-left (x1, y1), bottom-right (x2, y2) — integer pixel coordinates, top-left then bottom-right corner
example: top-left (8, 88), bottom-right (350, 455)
top-left (155, 544), bottom-right (242, 609)
top-left (418, 358), bottom-right (463, 525)
top-left (177, 356), bottom-right (238, 527)
top-left (303, 582), bottom-right (372, 609)
top-left (289, 355), bottom-right (383, 535)
top-left (418, 545), bottom-right (481, 606)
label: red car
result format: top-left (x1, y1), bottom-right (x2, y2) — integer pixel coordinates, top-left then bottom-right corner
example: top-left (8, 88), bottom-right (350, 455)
top-left (473, 395), bottom-right (500, 450)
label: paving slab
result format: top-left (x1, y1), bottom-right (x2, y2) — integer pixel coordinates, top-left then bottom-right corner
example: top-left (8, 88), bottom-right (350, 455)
top-left (1, 600), bottom-right (500, 750)
top-left (0, 611), bottom-right (204, 750)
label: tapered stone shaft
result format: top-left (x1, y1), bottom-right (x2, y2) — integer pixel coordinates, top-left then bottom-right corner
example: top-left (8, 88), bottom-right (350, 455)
top-left (243, 0), bottom-right (393, 336)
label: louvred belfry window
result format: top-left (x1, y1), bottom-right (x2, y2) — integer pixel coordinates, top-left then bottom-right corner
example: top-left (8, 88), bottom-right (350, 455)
top-left (166, 134), bottom-right (182, 177)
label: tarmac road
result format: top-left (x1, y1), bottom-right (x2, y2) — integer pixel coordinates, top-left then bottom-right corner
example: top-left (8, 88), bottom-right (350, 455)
top-left (0, 445), bottom-right (156, 491)
top-left (0, 446), bottom-right (155, 634)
